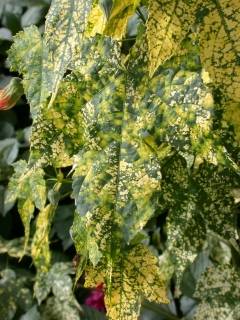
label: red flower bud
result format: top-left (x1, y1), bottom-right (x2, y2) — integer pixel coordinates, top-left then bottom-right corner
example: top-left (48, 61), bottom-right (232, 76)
top-left (0, 77), bottom-right (24, 111)
top-left (85, 283), bottom-right (106, 312)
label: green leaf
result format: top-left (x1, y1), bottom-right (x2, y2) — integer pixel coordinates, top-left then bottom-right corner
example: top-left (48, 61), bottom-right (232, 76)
top-left (41, 296), bottom-right (81, 320)
top-left (34, 262), bottom-right (76, 309)
top-left (147, 0), bottom-right (197, 76)
top-left (21, 6), bottom-right (45, 27)
top-left (85, 244), bottom-right (169, 320)
top-left (44, 0), bottom-right (93, 106)
top-left (82, 305), bottom-right (106, 320)
top-left (181, 250), bottom-right (212, 297)
top-left (0, 269), bottom-right (33, 320)
top-left (193, 265), bottom-right (240, 319)
top-left (52, 205), bottom-right (74, 250)
top-left (0, 138), bottom-right (19, 166)
top-left (164, 157), bottom-right (238, 284)
top-left (20, 305), bottom-right (41, 320)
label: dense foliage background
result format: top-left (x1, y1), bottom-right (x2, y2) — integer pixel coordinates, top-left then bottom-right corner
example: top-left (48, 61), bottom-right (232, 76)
top-left (0, 0), bottom-right (240, 319)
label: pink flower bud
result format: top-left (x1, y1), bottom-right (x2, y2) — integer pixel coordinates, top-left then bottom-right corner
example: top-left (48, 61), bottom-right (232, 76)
top-left (85, 283), bottom-right (106, 312)
top-left (0, 77), bottom-right (23, 111)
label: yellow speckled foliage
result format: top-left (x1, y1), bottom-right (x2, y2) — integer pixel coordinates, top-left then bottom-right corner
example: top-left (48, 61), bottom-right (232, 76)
top-left (31, 204), bottom-right (56, 272)
top-left (147, 0), bottom-right (197, 76)
top-left (87, 0), bottom-right (140, 39)
top-left (85, 245), bottom-right (169, 320)
top-left (6, 0), bottom-right (240, 319)
top-left (223, 102), bottom-right (240, 142)
top-left (45, 0), bottom-right (93, 106)
top-left (199, 0), bottom-right (240, 103)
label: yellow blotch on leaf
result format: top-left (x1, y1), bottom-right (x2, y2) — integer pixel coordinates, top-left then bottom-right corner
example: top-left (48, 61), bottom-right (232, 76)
top-left (85, 244), bottom-right (169, 320)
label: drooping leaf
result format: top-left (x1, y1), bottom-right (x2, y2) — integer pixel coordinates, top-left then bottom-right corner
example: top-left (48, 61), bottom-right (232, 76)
top-left (18, 198), bottom-right (35, 252)
top-left (147, 0), bottom-right (197, 76)
top-left (193, 265), bottom-right (240, 319)
top-left (85, 244), bottom-right (169, 320)
top-left (198, 0), bottom-right (240, 103)
top-left (5, 160), bottom-right (46, 249)
top-left (44, 0), bottom-right (93, 106)
top-left (31, 204), bottom-right (56, 272)
top-left (0, 236), bottom-right (30, 258)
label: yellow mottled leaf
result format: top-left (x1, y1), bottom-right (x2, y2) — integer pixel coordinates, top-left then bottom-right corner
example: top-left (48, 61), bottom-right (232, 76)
top-left (45, 0), bottom-right (93, 106)
top-left (147, 0), bottom-right (197, 76)
top-left (223, 101), bottom-right (240, 143)
top-left (86, 4), bottom-right (106, 37)
top-left (18, 198), bottom-right (35, 253)
top-left (87, 0), bottom-right (140, 39)
top-left (199, 0), bottom-right (240, 102)
top-left (104, 0), bottom-right (140, 39)
top-left (31, 204), bottom-right (56, 272)
top-left (85, 245), bottom-right (169, 320)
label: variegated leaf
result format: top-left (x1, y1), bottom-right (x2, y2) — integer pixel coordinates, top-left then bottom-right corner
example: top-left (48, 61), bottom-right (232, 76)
top-left (194, 265), bottom-right (240, 320)
top-left (5, 160), bottom-right (47, 255)
top-left (7, 26), bottom-right (52, 117)
top-left (45, 0), bottom-right (93, 106)
top-left (31, 204), bottom-right (56, 272)
top-left (163, 156), bottom-right (238, 284)
top-left (30, 75), bottom-right (86, 167)
top-left (198, 0), bottom-right (240, 103)
top-left (87, 0), bottom-right (140, 39)
top-left (85, 244), bottom-right (169, 320)
top-left (147, 0), bottom-right (197, 76)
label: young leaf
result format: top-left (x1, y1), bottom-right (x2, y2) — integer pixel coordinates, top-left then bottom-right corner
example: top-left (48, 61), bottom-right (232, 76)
top-left (85, 244), bottom-right (169, 320)
top-left (147, 0), bottom-right (197, 76)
